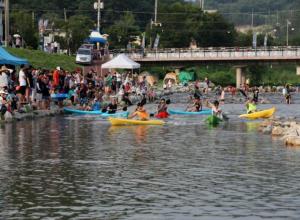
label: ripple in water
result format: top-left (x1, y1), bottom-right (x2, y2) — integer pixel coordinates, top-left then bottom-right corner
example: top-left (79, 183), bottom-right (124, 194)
top-left (0, 105), bottom-right (300, 219)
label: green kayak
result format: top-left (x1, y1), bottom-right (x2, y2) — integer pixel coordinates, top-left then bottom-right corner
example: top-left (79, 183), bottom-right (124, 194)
top-left (206, 115), bottom-right (222, 126)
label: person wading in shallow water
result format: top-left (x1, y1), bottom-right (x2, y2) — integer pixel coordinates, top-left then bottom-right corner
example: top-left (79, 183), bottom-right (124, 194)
top-left (283, 84), bottom-right (291, 105)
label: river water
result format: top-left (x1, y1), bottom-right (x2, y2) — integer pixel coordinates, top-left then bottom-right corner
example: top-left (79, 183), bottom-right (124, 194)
top-left (1, 103), bottom-right (300, 219)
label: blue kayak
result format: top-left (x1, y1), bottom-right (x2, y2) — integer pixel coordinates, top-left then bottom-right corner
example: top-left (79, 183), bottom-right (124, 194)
top-left (51, 94), bottom-right (69, 99)
top-left (168, 109), bottom-right (212, 115)
top-left (64, 107), bottom-right (103, 115)
top-left (101, 111), bottom-right (129, 118)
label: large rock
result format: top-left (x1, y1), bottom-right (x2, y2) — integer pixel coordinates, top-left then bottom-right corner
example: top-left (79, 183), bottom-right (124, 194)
top-left (4, 111), bottom-right (13, 122)
top-left (285, 136), bottom-right (300, 146)
top-left (272, 126), bottom-right (285, 136)
top-left (260, 120), bottom-right (273, 128)
top-left (262, 125), bottom-right (272, 134)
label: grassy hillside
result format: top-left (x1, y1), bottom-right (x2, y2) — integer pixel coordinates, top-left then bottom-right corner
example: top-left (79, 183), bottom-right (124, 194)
top-left (7, 48), bottom-right (80, 71)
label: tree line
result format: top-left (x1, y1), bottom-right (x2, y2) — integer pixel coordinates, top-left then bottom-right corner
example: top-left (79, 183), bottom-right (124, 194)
top-left (9, 0), bottom-right (299, 52)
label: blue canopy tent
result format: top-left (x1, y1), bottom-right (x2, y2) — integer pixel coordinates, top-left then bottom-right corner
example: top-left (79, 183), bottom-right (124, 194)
top-left (0, 47), bottom-right (29, 65)
top-left (85, 31), bottom-right (107, 44)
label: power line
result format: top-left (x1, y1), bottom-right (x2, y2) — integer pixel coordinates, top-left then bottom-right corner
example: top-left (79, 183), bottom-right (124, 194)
top-left (9, 7), bottom-right (300, 16)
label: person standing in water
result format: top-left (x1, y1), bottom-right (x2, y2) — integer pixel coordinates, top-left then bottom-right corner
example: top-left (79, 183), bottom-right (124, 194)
top-left (253, 87), bottom-right (259, 103)
top-left (284, 84), bottom-right (291, 104)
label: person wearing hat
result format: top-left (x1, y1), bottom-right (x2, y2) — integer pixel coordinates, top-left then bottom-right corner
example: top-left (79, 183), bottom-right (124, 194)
top-left (0, 89), bottom-right (8, 117)
top-left (0, 66), bottom-right (9, 90)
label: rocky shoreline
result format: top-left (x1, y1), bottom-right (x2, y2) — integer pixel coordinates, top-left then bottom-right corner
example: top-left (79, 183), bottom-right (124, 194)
top-left (0, 89), bottom-right (178, 124)
top-left (259, 117), bottom-right (300, 146)
top-left (1, 108), bottom-right (64, 123)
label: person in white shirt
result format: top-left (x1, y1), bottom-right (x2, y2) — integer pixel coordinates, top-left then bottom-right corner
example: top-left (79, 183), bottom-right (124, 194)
top-left (17, 65), bottom-right (27, 106)
top-left (116, 72), bottom-right (122, 91)
top-left (0, 66), bottom-right (9, 89)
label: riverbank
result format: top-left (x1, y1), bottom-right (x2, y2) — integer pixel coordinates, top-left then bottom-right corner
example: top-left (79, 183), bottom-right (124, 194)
top-left (1, 107), bottom-right (64, 123)
top-left (0, 89), bottom-right (178, 123)
top-left (1, 90), bottom-right (299, 126)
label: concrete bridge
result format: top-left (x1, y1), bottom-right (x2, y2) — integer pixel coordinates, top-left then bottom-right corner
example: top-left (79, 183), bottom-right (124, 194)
top-left (111, 46), bottom-right (300, 88)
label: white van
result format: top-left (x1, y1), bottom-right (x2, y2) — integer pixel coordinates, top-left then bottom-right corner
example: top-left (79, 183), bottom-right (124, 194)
top-left (75, 48), bottom-right (92, 65)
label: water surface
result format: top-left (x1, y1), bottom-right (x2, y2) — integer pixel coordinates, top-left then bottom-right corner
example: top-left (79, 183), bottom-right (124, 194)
top-left (0, 106), bottom-right (300, 219)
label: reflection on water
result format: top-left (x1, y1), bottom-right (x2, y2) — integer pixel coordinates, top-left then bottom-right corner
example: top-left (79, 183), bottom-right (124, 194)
top-left (0, 115), bottom-right (300, 219)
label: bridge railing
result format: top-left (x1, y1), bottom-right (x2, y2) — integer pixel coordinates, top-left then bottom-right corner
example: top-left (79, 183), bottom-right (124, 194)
top-left (110, 46), bottom-right (300, 60)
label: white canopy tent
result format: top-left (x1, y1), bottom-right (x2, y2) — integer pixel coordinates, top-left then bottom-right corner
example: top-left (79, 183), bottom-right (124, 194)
top-left (101, 54), bottom-right (141, 69)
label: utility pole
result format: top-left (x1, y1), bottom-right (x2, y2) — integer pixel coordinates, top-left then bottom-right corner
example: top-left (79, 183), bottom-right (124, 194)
top-left (64, 8), bottom-right (67, 22)
top-left (151, 0), bottom-right (161, 27)
top-left (0, 1), bottom-right (4, 43)
top-left (286, 19), bottom-right (290, 47)
top-left (4, 0), bottom-right (9, 47)
top-left (97, 0), bottom-right (101, 32)
top-left (32, 11), bottom-right (35, 27)
top-left (251, 9), bottom-right (254, 29)
top-left (198, 0), bottom-right (205, 10)
top-left (154, 0), bottom-right (158, 24)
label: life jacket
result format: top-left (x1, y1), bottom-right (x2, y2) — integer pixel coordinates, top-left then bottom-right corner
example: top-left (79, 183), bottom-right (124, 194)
top-left (135, 111), bottom-right (149, 120)
top-left (247, 103), bottom-right (257, 114)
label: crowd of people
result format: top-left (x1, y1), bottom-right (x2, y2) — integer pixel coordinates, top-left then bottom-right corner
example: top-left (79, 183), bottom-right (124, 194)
top-left (0, 65), bottom-right (154, 119)
top-left (0, 63), bottom-right (297, 121)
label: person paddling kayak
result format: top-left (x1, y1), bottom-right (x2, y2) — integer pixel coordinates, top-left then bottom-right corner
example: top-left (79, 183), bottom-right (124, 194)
top-left (103, 98), bottom-right (118, 114)
top-left (246, 98), bottom-right (257, 114)
top-left (129, 103), bottom-right (149, 121)
top-left (155, 98), bottom-right (169, 119)
top-left (187, 95), bottom-right (202, 112)
top-left (211, 100), bottom-right (222, 118)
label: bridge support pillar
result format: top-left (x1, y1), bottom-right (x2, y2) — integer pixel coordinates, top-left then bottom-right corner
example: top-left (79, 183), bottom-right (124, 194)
top-left (236, 66), bottom-right (246, 88)
top-left (297, 66), bottom-right (300, 76)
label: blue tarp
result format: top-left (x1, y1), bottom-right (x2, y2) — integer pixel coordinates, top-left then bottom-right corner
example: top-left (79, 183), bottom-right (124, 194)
top-left (85, 31), bottom-right (107, 44)
top-left (0, 47), bottom-right (29, 66)
top-left (85, 37), bottom-right (107, 44)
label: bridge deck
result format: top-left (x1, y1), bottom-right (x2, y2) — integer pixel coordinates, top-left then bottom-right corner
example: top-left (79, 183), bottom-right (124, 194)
top-left (113, 47), bottom-right (300, 63)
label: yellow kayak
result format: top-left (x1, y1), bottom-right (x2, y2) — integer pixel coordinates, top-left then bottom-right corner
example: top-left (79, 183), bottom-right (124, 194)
top-left (108, 118), bottom-right (165, 126)
top-left (239, 107), bottom-right (276, 119)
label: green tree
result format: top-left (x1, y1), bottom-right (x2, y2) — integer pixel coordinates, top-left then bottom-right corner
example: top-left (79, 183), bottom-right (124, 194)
top-left (10, 11), bottom-right (38, 49)
top-left (107, 12), bottom-right (140, 49)
top-left (64, 15), bottom-right (94, 53)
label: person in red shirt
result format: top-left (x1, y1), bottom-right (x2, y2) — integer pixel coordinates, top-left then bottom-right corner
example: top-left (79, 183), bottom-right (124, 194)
top-left (53, 66), bottom-right (60, 89)
top-left (124, 82), bottom-right (131, 93)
